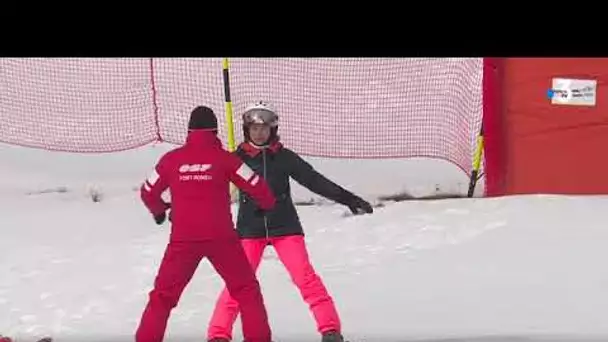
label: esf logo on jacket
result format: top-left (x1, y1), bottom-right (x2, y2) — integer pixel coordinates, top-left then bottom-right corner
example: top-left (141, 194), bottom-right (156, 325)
top-left (179, 163), bottom-right (213, 182)
top-left (179, 164), bottom-right (212, 173)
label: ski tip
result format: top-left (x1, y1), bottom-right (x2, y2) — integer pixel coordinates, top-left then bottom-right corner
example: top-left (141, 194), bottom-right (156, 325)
top-left (0, 337), bottom-right (51, 342)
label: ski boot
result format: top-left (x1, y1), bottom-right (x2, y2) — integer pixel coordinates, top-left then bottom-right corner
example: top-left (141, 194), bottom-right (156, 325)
top-left (322, 330), bottom-right (344, 342)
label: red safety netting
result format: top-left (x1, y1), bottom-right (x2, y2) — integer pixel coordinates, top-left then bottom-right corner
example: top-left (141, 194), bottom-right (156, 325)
top-left (0, 58), bottom-right (484, 173)
top-left (0, 58), bottom-right (158, 152)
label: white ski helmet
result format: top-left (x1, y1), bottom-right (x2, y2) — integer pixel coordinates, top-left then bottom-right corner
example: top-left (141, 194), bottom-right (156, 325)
top-left (242, 101), bottom-right (278, 127)
top-left (242, 101), bottom-right (279, 144)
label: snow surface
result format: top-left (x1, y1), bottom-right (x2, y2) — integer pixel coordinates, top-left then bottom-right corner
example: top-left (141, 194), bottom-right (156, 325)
top-left (2, 142), bottom-right (608, 342)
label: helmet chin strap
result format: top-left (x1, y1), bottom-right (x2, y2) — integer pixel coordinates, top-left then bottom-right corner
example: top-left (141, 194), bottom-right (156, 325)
top-left (250, 140), bottom-right (270, 148)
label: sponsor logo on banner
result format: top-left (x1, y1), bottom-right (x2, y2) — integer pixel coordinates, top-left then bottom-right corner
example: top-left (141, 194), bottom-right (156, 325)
top-left (547, 78), bottom-right (597, 106)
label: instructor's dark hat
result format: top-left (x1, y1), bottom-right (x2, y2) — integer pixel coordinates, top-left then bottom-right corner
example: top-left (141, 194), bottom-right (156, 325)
top-left (188, 106), bottom-right (218, 131)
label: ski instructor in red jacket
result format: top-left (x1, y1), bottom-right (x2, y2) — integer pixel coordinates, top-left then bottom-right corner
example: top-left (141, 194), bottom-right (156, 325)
top-left (136, 105), bottom-right (276, 342)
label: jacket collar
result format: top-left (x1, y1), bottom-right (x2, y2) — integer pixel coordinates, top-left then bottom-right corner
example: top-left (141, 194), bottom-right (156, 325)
top-left (239, 140), bottom-right (282, 157)
top-left (185, 129), bottom-right (222, 148)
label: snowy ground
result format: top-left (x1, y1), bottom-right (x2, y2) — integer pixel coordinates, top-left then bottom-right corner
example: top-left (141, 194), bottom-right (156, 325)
top-left (2, 143), bottom-right (608, 342)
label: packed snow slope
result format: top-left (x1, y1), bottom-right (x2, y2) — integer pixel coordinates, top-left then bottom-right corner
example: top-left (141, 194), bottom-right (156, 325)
top-left (1, 143), bottom-right (608, 342)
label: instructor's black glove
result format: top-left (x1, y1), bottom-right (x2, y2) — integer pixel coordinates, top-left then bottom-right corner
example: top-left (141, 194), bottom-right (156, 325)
top-left (154, 212), bottom-right (166, 225)
top-left (154, 202), bottom-right (171, 225)
top-left (346, 195), bottom-right (374, 215)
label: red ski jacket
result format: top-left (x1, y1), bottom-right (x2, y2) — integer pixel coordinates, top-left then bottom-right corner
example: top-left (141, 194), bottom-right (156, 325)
top-left (140, 130), bottom-right (276, 242)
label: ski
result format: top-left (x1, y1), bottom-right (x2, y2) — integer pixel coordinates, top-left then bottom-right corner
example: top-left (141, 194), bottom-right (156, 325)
top-left (0, 336), bottom-right (52, 342)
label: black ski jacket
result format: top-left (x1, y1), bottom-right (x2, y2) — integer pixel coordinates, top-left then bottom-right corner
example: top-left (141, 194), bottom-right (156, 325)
top-left (234, 141), bottom-right (357, 239)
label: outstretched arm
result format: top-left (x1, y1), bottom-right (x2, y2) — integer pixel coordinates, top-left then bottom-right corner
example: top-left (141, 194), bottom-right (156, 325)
top-left (286, 149), bottom-right (373, 214)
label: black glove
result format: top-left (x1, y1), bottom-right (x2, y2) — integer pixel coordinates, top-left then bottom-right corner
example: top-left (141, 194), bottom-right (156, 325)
top-left (346, 196), bottom-right (374, 215)
top-left (154, 202), bottom-right (171, 225)
top-left (154, 211), bottom-right (166, 225)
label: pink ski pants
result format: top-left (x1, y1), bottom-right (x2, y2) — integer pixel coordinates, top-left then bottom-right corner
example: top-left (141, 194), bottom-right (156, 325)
top-left (207, 235), bottom-right (341, 340)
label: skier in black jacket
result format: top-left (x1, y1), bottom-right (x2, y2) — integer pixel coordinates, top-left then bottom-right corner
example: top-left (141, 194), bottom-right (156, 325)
top-left (206, 101), bottom-right (373, 342)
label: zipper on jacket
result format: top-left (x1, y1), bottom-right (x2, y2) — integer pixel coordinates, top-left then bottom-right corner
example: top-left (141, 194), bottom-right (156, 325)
top-left (262, 149), bottom-right (269, 240)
